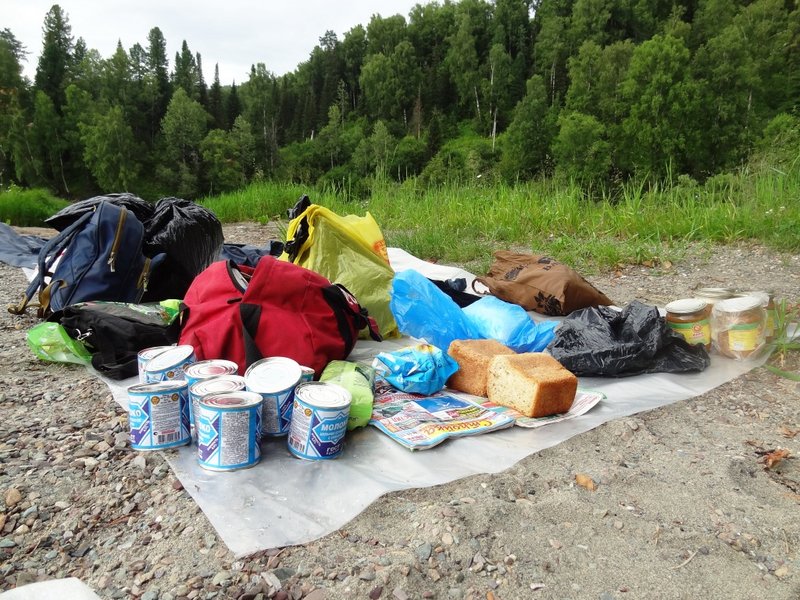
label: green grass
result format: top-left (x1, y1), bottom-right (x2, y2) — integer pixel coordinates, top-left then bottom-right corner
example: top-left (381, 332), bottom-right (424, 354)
top-left (198, 164), bottom-right (800, 274)
top-left (3, 162), bottom-right (798, 275)
top-left (0, 186), bottom-right (69, 226)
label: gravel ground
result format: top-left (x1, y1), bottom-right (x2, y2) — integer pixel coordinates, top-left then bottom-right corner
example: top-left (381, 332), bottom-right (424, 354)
top-left (0, 223), bottom-right (798, 600)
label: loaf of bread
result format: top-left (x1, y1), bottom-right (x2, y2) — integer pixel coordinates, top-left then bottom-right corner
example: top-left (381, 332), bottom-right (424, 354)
top-left (447, 339), bottom-right (516, 397)
top-left (487, 353), bottom-right (577, 418)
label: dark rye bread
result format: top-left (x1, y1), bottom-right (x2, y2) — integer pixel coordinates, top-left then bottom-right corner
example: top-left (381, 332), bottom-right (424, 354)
top-left (447, 339), bottom-right (516, 397)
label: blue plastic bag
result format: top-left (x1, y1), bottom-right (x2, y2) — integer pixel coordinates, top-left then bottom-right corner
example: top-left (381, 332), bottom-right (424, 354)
top-left (390, 270), bottom-right (481, 352)
top-left (372, 343), bottom-right (459, 395)
top-left (463, 296), bottom-right (557, 352)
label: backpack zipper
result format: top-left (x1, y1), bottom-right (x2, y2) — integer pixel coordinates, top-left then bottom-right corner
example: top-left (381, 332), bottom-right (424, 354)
top-left (137, 257), bottom-right (152, 295)
top-left (107, 209), bottom-right (127, 272)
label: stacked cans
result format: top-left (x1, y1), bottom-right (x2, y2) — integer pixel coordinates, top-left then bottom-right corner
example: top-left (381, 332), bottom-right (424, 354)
top-left (184, 360), bottom-right (239, 435)
top-left (128, 349), bottom-right (353, 469)
top-left (128, 345), bottom-right (196, 452)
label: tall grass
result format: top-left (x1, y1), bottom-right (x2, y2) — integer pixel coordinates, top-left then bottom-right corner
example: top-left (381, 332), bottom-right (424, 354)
top-left (2, 165), bottom-right (796, 274)
top-left (196, 166), bottom-right (799, 273)
top-left (0, 186), bottom-right (69, 226)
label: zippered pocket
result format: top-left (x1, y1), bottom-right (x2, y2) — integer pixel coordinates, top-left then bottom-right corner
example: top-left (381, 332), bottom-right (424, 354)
top-left (136, 257), bottom-right (153, 302)
top-left (107, 209), bottom-right (127, 272)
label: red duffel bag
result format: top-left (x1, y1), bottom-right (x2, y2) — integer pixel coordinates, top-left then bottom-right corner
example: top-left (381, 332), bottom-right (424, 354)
top-left (179, 257), bottom-right (381, 376)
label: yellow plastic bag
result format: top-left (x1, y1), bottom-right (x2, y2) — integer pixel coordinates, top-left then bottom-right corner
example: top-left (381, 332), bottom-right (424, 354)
top-left (282, 205), bottom-right (399, 339)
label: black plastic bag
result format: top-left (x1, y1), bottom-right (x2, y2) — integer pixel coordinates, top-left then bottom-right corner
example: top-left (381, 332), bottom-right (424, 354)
top-left (547, 300), bottom-right (710, 377)
top-left (45, 193), bottom-right (155, 232)
top-left (142, 197), bottom-right (224, 301)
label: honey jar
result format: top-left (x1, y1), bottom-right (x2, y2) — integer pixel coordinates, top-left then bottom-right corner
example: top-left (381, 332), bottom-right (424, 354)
top-left (665, 298), bottom-right (711, 350)
top-left (711, 296), bottom-right (766, 359)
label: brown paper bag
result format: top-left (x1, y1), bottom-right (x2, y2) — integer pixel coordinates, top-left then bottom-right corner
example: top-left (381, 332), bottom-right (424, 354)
top-left (475, 251), bottom-right (613, 316)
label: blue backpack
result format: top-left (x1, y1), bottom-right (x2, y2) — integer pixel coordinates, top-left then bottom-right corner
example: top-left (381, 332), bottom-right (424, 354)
top-left (9, 201), bottom-right (162, 318)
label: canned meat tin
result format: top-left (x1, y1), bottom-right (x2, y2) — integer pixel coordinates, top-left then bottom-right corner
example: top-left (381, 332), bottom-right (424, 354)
top-left (128, 381), bottom-right (191, 450)
top-left (197, 392), bottom-right (263, 471)
top-left (287, 382), bottom-right (352, 460)
top-left (144, 345), bottom-right (196, 383)
top-left (245, 357), bottom-right (302, 436)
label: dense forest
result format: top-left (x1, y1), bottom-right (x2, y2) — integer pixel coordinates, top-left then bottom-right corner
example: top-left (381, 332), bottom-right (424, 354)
top-left (0, 0), bottom-right (798, 200)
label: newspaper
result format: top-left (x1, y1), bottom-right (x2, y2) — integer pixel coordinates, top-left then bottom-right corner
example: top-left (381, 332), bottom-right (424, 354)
top-left (480, 389), bottom-right (604, 428)
top-left (369, 379), bottom-right (515, 450)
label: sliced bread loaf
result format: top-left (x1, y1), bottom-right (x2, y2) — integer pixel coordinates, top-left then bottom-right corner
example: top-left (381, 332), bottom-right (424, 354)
top-left (487, 353), bottom-right (577, 417)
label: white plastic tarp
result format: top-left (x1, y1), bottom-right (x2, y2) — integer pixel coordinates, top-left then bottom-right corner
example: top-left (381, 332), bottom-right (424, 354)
top-left (101, 248), bottom-right (766, 557)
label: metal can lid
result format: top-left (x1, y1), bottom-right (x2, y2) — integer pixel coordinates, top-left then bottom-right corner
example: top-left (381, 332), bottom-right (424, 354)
top-left (665, 298), bottom-right (708, 315)
top-left (200, 391), bottom-right (263, 410)
top-left (245, 357), bottom-right (302, 393)
top-left (185, 359), bottom-right (238, 380)
top-left (191, 375), bottom-right (246, 397)
top-left (146, 345), bottom-right (195, 372)
top-left (715, 295), bottom-right (765, 313)
top-left (734, 291), bottom-right (770, 306)
top-left (128, 380), bottom-right (188, 395)
top-left (294, 382), bottom-right (351, 409)
top-left (694, 287), bottom-right (735, 299)
top-left (138, 345), bottom-right (172, 361)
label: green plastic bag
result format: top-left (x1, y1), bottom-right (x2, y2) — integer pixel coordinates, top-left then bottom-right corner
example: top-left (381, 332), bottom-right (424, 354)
top-left (27, 322), bottom-right (92, 365)
top-left (320, 360), bottom-right (376, 430)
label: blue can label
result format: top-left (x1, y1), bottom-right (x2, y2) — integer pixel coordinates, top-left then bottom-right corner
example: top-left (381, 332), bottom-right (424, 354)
top-left (197, 402), bottom-right (261, 470)
top-left (128, 384), bottom-right (191, 450)
top-left (258, 388), bottom-right (295, 436)
top-left (287, 394), bottom-right (350, 459)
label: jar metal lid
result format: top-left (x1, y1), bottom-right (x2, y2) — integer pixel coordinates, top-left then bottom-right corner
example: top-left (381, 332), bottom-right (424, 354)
top-left (694, 287), bottom-right (735, 299)
top-left (665, 298), bottom-right (708, 314)
top-left (734, 291), bottom-right (770, 306)
top-left (715, 295), bottom-right (764, 313)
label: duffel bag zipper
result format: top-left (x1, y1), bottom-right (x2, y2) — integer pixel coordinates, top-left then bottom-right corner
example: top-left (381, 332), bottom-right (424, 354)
top-left (107, 209), bottom-right (127, 273)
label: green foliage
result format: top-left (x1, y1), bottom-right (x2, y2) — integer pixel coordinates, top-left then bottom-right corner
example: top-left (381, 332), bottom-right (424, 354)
top-left (80, 105), bottom-right (140, 191)
top-left (420, 129), bottom-right (496, 185)
top-left (390, 135), bottom-right (427, 181)
top-left (553, 111), bottom-right (611, 188)
top-left (0, 186), bottom-right (68, 226)
top-left (498, 75), bottom-right (555, 181)
top-left (3, 0), bottom-right (798, 198)
top-left (751, 113), bottom-right (800, 173)
top-left (159, 88), bottom-right (209, 197)
top-left (619, 34), bottom-right (696, 178)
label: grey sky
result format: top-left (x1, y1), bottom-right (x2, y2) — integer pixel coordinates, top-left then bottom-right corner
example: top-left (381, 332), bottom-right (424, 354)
top-left (5, 0), bottom-right (423, 84)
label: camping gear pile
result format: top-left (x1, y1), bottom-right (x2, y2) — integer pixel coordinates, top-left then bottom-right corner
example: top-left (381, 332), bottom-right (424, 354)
top-left (12, 192), bottom-right (777, 469)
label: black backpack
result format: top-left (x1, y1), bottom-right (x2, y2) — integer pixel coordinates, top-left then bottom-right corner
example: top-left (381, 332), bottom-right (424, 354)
top-left (52, 301), bottom-right (180, 379)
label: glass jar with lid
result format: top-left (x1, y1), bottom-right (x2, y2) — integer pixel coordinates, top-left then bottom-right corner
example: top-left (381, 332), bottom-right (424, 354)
top-left (711, 296), bottom-right (766, 359)
top-left (734, 290), bottom-right (776, 341)
top-left (694, 287), bottom-right (735, 307)
top-left (665, 298), bottom-right (711, 350)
